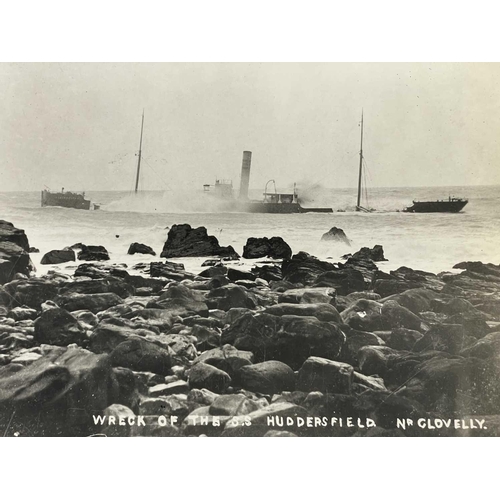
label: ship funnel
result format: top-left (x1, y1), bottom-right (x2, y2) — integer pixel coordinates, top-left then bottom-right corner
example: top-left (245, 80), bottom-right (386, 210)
top-left (239, 151), bottom-right (252, 200)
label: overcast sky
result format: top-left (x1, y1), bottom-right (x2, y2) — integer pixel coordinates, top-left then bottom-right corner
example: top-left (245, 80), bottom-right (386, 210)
top-left (1, 62), bottom-right (499, 192)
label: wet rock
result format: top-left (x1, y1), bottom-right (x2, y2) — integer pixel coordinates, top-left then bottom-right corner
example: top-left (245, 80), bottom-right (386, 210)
top-left (0, 220), bottom-right (30, 250)
top-left (149, 380), bottom-right (189, 397)
top-left (460, 331), bottom-right (500, 358)
top-left (243, 237), bottom-right (292, 260)
top-left (387, 328), bottom-right (424, 351)
top-left (381, 288), bottom-right (440, 314)
top-left (206, 284), bottom-right (257, 311)
top-left (127, 242), bottom-right (156, 256)
top-left (0, 347), bottom-right (118, 436)
top-left (149, 261), bottom-right (195, 281)
top-left (8, 306), bottom-right (38, 321)
top-left (278, 287), bottom-right (336, 305)
top-left (390, 267), bottom-right (445, 292)
top-left (110, 337), bottom-right (172, 375)
top-left (0, 242), bottom-right (32, 285)
top-left (227, 267), bottom-right (256, 282)
top-left (223, 313), bottom-right (346, 370)
top-left (264, 302), bottom-right (342, 323)
top-left (125, 308), bottom-right (177, 332)
top-left (209, 394), bottom-right (261, 416)
top-left (342, 331), bottom-right (386, 363)
top-left (58, 278), bottom-right (134, 299)
top-left (194, 345), bottom-right (254, 378)
top-left (413, 324), bottom-right (467, 355)
top-left (252, 264), bottom-right (283, 282)
top-left (55, 292), bottom-right (124, 314)
top-left (187, 388), bottom-right (219, 406)
top-left (312, 268), bottom-right (366, 295)
top-left (321, 227), bottom-right (351, 245)
top-left (281, 251), bottom-right (337, 285)
top-left (76, 244), bottom-right (110, 261)
top-left (40, 249), bottom-right (76, 265)
top-left (298, 356), bottom-right (354, 394)
top-left (188, 362), bottom-right (231, 393)
top-left (237, 360), bottom-right (295, 394)
top-left (10, 280), bottom-right (59, 310)
top-left (357, 345), bottom-right (410, 377)
top-left (340, 299), bottom-right (384, 331)
top-left (350, 245), bottom-right (387, 262)
top-left (372, 279), bottom-right (417, 298)
top-left (160, 224), bottom-right (239, 259)
top-left (453, 261), bottom-right (500, 277)
top-left (198, 266), bottom-right (227, 278)
top-left (381, 300), bottom-right (425, 331)
top-left (34, 307), bottom-right (86, 346)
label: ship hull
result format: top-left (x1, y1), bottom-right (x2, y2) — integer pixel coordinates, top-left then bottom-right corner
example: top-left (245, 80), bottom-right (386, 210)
top-left (242, 202), bottom-right (332, 214)
top-left (41, 191), bottom-right (91, 210)
top-left (404, 200), bottom-right (468, 213)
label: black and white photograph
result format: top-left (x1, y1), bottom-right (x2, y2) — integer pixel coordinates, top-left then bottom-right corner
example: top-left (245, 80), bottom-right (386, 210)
top-left (1, 60), bottom-right (499, 439)
top-left (0, 1), bottom-right (499, 451)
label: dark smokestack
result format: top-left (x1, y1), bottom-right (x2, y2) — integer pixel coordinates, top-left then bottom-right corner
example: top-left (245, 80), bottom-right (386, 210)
top-left (239, 151), bottom-right (252, 200)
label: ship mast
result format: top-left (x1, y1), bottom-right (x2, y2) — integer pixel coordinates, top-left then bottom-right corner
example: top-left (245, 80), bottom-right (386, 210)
top-left (134, 110), bottom-right (145, 193)
top-left (356, 110), bottom-right (363, 211)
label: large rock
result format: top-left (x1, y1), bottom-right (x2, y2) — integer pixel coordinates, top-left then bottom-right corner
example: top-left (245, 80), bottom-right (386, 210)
top-left (340, 299), bottom-right (384, 331)
top-left (127, 242), bottom-right (156, 256)
top-left (58, 278), bottom-right (134, 299)
top-left (278, 287), bottom-right (336, 305)
top-left (11, 280), bottom-right (59, 309)
top-left (222, 312), bottom-right (346, 370)
top-left (312, 268), bottom-right (366, 295)
top-left (209, 394), bottom-right (261, 416)
top-left (160, 224), bottom-right (239, 259)
top-left (109, 337), bottom-right (172, 375)
top-left (0, 242), bottom-right (32, 285)
top-left (242, 237), bottom-right (292, 260)
top-left (297, 356), bottom-right (354, 394)
top-left (0, 220), bottom-right (30, 250)
top-left (187, 362), bottom-right (231, 393)
top-left (76, 244), bottom-right (110, 261)
top-left (350, 245), bottom-right (387, 262)
top-left (264, 303), bottom-right (342, 323)
top-left (40, 249), bottom-right (76, 265)
top-left (206, 284), bottom-right (257, 311)
top-left (237, 360), bottom-right (295, 394)
top-left (34, 307), bottom-right (86, 346)
top-left (381, 288), bottom-right (440, 314)
top-left (0, 347), bottom-right (118, 436)
top-left (194, 345), bottom-right (254, 378)
top-left (412, 323), bottom-right (467, 355)
top-left (55, 292), bottom-right (124, 314)
top-left (320, 227), bottom-right (350, 245)
top-left (281, 252), bottom-right (337, 285)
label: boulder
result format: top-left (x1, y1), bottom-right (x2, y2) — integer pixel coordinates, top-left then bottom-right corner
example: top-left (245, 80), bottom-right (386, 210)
top-left (350, 245), bottom-right (387, 262)
top-left (340, 299), bottom-right (384, 331)
top-left (381, 288), bottom-right (440, 314)
top-left (222, 312), bottom-right (346, 370)
top-left (11, 280), bottom-right (59, 309)
top-left (320, 227), bottom-right (351, 245)
top-left (387, 328), bottom-right (424, 351)
top-left (278, 287), bottom-right (336, 305)
top-left (0, 242), bottom-right (32, 285)
top-left (187, 362), bottom-right (231, 393)
top-left (297, 356), bottom-right (354, 394)
top-left (237, 360), bottom-right (295, 394)
top-left (160, 224), bottom-right (239, 259)
top-left (206, 284), bottom-right (257, 311)
top-left (243, 237), bottom-right (292, 260)
top-left (58, 278), bottom-right (134, 299)
top-left (0, 220), bottom-right (30, 250)
top-left (40, 249), bottom-right (76, 265)
top-left (412, 324), bottom-right (467, 355)
top-left (312, 268), bottom-right (366, 295)
top-left (0, 347), bottom-right (118, 436)
top-left (380, 300), bottom-right (425, 331)
top-left (127, 242), bottom-right (156, 256)
top-left (281, 252), bottom-right (337, 285)
top-left (227, 267), bottom-right (256, 282)
top-left (264, 303), bottom-right (342, 323)
top-left (109, 337), bottom-right (172, 375)
top-left (194, 345), bottom-right (254, 378)
top-left (76, 245), bottom-right (110, 261)
top-left (34, 307), bottom-right (86, 346)
top-left (55, 292), bottom-right (124, 314)
top-left (209, 394), bottom-right (261, 416)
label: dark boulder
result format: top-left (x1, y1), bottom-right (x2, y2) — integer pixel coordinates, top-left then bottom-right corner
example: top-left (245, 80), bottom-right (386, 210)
top-left (380, 300), bottom-right (425, 331)
top-left (243, 237), bottom-right (292, 260)
top-left (209, 394), bottom-right (261, 416)
top-left (281, 251), bottom-right (337, 285)
top-left (0, 242), bottom-right (32, 285)
top-left (222, 312), bottom-right (346, 370)
top-left (54, 292), bottom-right (124, 314)
top-left (264, 302), bottom-right (342, 323)
top-left (237, 360), bottom-right (295, 394)
top-left (40, 249), bottom-right (76, 265)
top-left (188, 362), bottom-right (231, 393)
top-left (251, 264), bottom-right (283, 282)
top-left (76, 245), bottom-right (110, 261)
top-left (206, 284), bottom-right (257, 311)
top-left (198, 265), bottom-right (227, 278)
top-left (11, 280), bottom-right (59, 309)
top-left (386, 328), bottom-right (424, 351)
top-left (160, 224), bottom-right (239, 259)
top-left (278, 287), bottom-right (336, 305)
top-left (413, 324), bottom-right (468, 355)
top-left (227, 267), bottom-right (256, 282)
top-left (109, 337), bottom-right (172, 375)
top-left (381, 288), bottom-right (440, 314)
top-left (58, 278), bottom-right (134, 299)
top-left (0, 220), bottom-right (30, 250)
top-left (340, 299), bottom-right (385, 331)
top-left (350, 245), bottom-right (387, 262)
top-left (0, 347), bottom-right (118, 436)
top-left (127, 242), bottom-right (156, 256)
top-left (149, 261), bottom-right (195, 281)
top-left (320, 227), bottom-right (351, 245)
top-left (34, 307), bottom-right (86, 346)
top-left (312, 268), bottom-right (366, 295)
top-left (297, 356), bottom-right (354, 394)
top-left (194, 344), bottom-right (254, 379)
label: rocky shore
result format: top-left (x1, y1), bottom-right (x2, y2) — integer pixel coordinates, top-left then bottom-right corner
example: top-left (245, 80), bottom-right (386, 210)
top-left (1, 220), bottom-right (500, 437)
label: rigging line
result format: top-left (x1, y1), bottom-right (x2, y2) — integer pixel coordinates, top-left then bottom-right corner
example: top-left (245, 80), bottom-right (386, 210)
top-left (141, 156), bottom-right (172, 191)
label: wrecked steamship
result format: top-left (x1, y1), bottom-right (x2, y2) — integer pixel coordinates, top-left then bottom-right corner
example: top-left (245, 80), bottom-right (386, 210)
top-left (203, 151), bottom-right (333, 213)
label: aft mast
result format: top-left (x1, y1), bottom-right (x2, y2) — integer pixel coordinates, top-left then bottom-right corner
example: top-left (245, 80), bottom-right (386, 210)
top-left (134, 110), bottom-right (145, 193)
top-left (356, 110), bottom-right (364, 211)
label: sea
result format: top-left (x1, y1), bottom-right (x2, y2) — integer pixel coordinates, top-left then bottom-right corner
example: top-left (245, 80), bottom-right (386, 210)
top-left (0, 185), bottom-right (498, 278)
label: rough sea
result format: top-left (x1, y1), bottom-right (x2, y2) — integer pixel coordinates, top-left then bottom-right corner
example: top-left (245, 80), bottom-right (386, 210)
top-left (0, 185), bottom-right (498, 277)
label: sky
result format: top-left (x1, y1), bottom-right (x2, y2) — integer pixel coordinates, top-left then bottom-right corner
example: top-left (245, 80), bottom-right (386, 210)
top-left (1, 62), bottom-right (499, 192)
